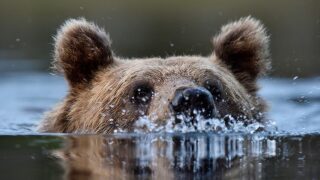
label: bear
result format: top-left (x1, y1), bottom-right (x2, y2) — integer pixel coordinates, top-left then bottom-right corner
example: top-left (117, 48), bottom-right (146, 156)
top-left (38, 16), bottom-right (271, 133)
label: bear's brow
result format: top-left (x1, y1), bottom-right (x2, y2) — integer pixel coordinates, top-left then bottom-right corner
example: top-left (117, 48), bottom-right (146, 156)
top-left (124, 67), bottom-right (219, 87)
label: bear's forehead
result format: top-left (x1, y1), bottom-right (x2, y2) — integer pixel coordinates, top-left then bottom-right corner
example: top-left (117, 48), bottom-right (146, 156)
top-left (122, 56), bottom-right (210, 65)
top-left (112, 56), bottom-right (224, 79)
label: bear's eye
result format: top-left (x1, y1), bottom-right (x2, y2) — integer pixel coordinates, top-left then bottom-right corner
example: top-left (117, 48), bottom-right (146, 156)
top-left (131, 83), bottom-right (153, 105)
top-left (203, 79), bottom-right (223, 102)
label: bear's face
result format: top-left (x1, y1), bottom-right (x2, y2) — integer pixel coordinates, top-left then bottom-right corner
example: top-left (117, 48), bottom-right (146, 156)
top-left (39, 17), bottom-right (270, 133)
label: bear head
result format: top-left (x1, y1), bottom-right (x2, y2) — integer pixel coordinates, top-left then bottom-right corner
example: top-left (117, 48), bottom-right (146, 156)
top-left (39, 16), bottom-right (270, 133)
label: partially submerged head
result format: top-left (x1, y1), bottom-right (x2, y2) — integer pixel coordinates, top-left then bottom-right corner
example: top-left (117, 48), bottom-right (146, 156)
top-left (39, 16), bottom-right (271, 133)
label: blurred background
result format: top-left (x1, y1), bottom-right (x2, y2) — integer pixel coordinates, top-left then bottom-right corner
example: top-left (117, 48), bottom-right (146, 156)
top-left (0, 0), bottom-right (319, 77)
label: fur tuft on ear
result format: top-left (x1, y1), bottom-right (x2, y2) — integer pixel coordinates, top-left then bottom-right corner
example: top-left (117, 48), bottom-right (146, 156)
top-left (213, 16), bottom-right (271, 93)
top-left (54, 18), bottom-right (113, 87)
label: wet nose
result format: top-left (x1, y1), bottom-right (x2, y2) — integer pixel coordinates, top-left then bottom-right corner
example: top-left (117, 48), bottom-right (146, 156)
top-left (170, 87), bottom-right (216, 119)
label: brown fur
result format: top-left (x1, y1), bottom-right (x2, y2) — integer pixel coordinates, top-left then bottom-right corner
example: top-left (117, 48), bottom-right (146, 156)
top-left (38, 16), bottom-right (271, 133)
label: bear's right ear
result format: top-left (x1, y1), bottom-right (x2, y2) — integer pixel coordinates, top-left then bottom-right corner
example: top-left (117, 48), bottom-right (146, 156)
top-left (53, 18), bottom-right (113, 88)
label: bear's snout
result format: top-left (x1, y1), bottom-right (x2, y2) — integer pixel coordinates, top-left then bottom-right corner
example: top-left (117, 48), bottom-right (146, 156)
top-left (170, 87), bottom-right (217, 123)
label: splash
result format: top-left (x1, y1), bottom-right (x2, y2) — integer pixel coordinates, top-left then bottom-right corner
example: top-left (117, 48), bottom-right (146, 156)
top-left (132, 115), bottom-right (276, 134)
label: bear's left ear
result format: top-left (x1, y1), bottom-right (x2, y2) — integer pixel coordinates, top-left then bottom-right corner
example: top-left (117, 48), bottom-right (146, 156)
top-left (53, 18), bottom-right (113, 88)
top-left (213, 16), bottom-right (271, 93)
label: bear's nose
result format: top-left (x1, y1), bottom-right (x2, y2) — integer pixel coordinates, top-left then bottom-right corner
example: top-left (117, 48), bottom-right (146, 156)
top-left (170, 87), bottom-right (216, 121)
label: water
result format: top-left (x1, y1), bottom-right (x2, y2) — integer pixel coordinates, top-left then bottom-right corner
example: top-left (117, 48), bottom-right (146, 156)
top-left (0, 133), bottom-right (319, 179)
top-left (0, 72), bottom-right (319, 179)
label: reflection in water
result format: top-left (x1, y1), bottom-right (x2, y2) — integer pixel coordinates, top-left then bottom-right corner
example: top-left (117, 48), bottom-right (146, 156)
top-left (0, 134), bottom-right (319, 179)
top-left (56, 134), bottom-right (278, 179)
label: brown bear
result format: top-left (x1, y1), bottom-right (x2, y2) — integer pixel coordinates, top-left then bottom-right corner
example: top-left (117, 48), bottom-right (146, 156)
top-left (38, 16), bottom-right (271, 133)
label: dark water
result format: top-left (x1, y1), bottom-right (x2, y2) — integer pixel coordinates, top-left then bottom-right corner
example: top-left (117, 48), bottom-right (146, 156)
top-left (0, 72), bottom-right (319, 179)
